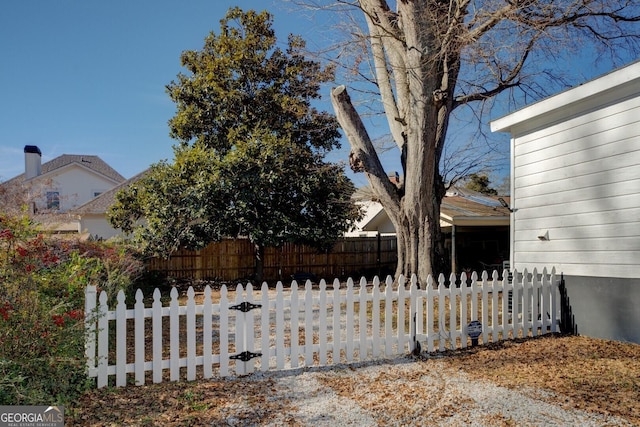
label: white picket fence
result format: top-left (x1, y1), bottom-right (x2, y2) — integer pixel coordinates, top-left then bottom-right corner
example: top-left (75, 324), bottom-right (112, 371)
top-left (85, 268), bottom-right (560, 388)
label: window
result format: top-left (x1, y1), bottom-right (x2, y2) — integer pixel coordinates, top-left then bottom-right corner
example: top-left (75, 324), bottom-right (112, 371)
top-left (46, 191), bottom-right (60, 210)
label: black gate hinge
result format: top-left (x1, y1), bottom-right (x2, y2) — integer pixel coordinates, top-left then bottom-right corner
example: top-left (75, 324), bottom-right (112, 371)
top-left (229, 301), bottom-right (262, 312)
top-left (230, 351), bottom-right (262, 362)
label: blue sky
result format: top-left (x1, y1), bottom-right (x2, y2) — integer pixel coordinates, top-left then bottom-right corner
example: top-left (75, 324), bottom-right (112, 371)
top-left (1, 1), bottom-right (634, 189)
top-left (0, 1), bottom-right (364, 183)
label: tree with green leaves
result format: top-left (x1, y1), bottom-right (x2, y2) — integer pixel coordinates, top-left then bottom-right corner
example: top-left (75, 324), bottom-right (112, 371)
top-left (109, 8), bottom-right (361, 282)
top-left (464, 174), bottom-right (498, 196)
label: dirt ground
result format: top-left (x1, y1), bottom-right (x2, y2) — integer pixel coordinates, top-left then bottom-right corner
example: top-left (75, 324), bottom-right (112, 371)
top-left (68, 334), bottom-right (639, 426)
top-left (435, 334), bottom-right (640, 424)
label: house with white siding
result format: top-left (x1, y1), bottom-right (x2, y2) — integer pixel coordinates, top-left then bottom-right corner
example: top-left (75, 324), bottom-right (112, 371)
top-left (73, 170), bottom-right (148, 239)
top-left (491, 61), bottom-right (640, 343)
top-left (1, 145), bottom-right (126, 233)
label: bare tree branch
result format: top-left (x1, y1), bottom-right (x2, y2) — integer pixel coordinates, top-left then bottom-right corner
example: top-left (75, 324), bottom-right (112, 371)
top-left (291, 0), bottom-right (640, 280)
top-left (331, 85), bottom-right (401, 210)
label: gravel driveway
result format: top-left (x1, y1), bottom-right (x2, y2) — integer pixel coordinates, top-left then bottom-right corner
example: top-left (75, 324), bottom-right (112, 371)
top-left (219, 356), bottom-right (631, 426)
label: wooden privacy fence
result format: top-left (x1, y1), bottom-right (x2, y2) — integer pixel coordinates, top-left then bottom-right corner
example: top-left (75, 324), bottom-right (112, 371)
top-left (145, 236), bottom-right (398, 282)
top-left (85, 268), bottom-right (560, 388)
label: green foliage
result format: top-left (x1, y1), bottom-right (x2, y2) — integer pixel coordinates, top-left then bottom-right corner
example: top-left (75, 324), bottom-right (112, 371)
top-left (464, 173), bottom-right (498, 195)
top-left (0, 210), bottom-right (145, 404)
top-left (109, 8), bottom-right (362, 278)
top-left (166, 8), bottom-right (338, 154)
top-left (0, 289), bottom-right (91, 405)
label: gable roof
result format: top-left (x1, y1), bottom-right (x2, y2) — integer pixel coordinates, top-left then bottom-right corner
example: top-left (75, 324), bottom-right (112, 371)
top-left (2, 154), bottom-right (126, 187)
top-left (491, 59), bottom-right (640, 134)
top-left (353, 187), bottom-right (510, 234)
top-left (440, 188), bottom-right (510, 226)
top-left (72, 169), bottom-right (149, 214)
top-left (439, 196), bottom-right (510, 226)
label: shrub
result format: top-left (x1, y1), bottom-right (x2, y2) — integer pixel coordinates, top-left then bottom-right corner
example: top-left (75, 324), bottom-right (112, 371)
top-left (0, 211), bottom-right (145, 404)
top-left (0, 289), bottom-right (91, 405)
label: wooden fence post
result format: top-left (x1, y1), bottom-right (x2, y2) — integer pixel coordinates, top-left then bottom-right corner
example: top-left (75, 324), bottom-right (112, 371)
top-left (449, 273), bottom-right (458, 349)
top-left (186, 286), bottom-right (196, 381)
top-left (491, 271), bottom-right (499, 343)
top-left (359, 277), bottom-right (368, 359)
top-left (438, 274), bottom-right (447, 351)
top-left (384, 275), bottom-right (393, 356)
top-left (290, 281), bottom-right (300, 368)
top-left (203, 285), bottom-right (213, 379)
top-left (409, 275), bottom-right (418, 353)
top-left (318, 280), bottom-right (328, 365)
top-left (371, 276), bottom-right (381, 358)
top-left (169, 287), bottom-right (180, 381)
top-left (152, 288), bottom-right (163, 383)
top-left (219, 285), bottom-right (229, 377)
top-left (275, 282), bottom-right (285, 369)
top-left (234, 284), bottom-right (245, 376)
top-left (397, 275), bottom-right (407, 352)
top-left (134, 289), bottom-right (145, 385)
top-left (345, 278), bottom-right (354, 362)
top-left (260, 282), bottom-right (270, 371)
top-left (305, 280), bottom-right (314, 365)
top-left (97, 291), bottom-right (108, 388)
top-left (333, 279), bottom-right (342, 363)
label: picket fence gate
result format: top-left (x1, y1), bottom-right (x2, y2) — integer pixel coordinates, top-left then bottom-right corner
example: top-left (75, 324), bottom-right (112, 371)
top-left (85, 268), bottom-right (560, 388)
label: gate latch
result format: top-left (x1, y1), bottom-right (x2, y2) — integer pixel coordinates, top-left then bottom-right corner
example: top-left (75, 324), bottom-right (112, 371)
top-left (229, 301), bottom-right (262, 312)
top-left (230, 351), bottom-right (262, 362)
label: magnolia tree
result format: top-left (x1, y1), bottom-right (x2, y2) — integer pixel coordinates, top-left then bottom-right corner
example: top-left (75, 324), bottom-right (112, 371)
top-left (315, 0), bottom-right (640, 282)
top-left (109, 8), bottom-right (362, 282)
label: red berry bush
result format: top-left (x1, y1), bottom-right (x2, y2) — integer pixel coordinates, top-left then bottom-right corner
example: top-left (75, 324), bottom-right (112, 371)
top-left (0, 211), bottom-right (145, 404)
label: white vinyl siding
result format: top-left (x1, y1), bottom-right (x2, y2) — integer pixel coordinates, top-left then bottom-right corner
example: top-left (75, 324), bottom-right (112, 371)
top-left (79, 214), bottom-right (122, 240)
top-left (493, 62), bottom-right (640, 279)
top-left (35, 165), bottom-right (120, 213)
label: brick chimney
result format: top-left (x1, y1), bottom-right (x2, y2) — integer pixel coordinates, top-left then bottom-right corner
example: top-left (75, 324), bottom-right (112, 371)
top-left (388, 171), bottom-right (401, 185)
top-left (24, 145), bottom-right (42, 179)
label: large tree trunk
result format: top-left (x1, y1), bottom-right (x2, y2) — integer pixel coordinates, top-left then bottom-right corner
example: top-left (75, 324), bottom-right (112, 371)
top-left (332, 85), bottom-right (450, 284)
top-left (393, 163), bottom-right (448, 281)
top-left (331, 1), bottom-right (460, 285)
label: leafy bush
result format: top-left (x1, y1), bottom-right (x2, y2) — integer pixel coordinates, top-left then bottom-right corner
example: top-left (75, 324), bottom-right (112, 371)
top-left (0, 289), bottom-right (91, 404)
top-left (0, 211), bottom-right (145, 404)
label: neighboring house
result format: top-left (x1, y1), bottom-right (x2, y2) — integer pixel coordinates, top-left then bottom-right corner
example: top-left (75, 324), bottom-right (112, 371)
top-left (491, 61), bottom-right (640, 343)
top-left (73, 170), bottom-right (148, 239)
top-left (347, 188), bottom-right (511, 275)
top-left (1, 145), bottom-right (126, 233)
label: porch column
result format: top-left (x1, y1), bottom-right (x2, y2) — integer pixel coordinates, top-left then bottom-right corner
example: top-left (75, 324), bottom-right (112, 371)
top-left (451, 225), bottom-right (457, 274)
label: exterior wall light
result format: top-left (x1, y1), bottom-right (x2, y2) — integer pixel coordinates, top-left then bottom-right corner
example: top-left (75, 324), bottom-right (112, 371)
top-left (498, 197), bottom-right (514, 212)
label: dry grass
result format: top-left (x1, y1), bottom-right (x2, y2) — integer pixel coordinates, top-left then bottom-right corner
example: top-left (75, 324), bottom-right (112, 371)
top-left (69, 334), bottom-right (640, 426)
top-left (438, 334), bottom-right (640, 425)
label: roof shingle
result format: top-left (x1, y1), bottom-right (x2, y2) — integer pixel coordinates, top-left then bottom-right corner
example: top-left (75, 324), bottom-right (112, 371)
top-left (2, 154), bottom-right (126, 186)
